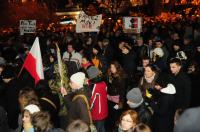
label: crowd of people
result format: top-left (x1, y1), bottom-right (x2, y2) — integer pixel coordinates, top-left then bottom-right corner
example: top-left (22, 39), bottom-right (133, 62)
top-left (0, 13), bottom-right (200, 132)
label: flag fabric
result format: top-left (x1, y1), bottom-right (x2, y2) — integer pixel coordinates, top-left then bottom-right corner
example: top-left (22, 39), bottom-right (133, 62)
top-left (76, 11), bottom-right (102, 33)
top-left (55, 43), bottom-right (63, 87)
top-left (20, 37), bottom-right (44, 84)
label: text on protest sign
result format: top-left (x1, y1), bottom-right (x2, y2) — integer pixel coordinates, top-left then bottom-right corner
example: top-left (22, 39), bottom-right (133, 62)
top-left (20, 20), bottom-right (36, 35)
top-left (76, 11), bottom-right (102, 33)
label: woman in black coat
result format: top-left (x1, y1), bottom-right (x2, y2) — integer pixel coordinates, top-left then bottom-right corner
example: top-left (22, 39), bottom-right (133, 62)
top-left (105, 61), bottom-right (126, 131)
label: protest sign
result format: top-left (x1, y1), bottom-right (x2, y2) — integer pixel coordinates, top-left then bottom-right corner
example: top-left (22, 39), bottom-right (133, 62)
top-left (123, 17), bottom-right (142, 33)
top-left (20, 20), bottom-right (36, 35)
top-left (76, 11), bottom-right (102, 33)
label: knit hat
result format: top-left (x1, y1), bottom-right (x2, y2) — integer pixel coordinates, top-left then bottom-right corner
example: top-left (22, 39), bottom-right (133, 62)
top-left (174, 107), bottom-right (200, 132)
top-left (1, 66), bottom-right (15, 79)
top-left (126, 88), bottom-right (143, 104)
top-left (173, 40), bottom-right (182, 47)
top-left (70, 72), bottom-right (85, 87)
top-left (24, 104), bottom-right (40, 114)
top-left (123, 43), bottom-right (132, 50)
top-left (153, 48), bottom-right (164, 57)
top-left (155, 37), bottom-right (162, 43)
top-left (86, 66), bottom-right (99, 79)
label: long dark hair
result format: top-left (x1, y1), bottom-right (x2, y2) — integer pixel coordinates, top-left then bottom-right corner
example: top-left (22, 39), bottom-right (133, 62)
top-left (108, 61), bottom-right (126, 80)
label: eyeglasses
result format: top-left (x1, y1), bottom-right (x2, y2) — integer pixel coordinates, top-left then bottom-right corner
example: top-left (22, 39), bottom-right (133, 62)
top-left (122, 118), bottom-right (133, 123)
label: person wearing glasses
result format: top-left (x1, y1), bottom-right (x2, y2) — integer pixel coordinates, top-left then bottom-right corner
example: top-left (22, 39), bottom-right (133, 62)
top-left (114, 110), bottom-right (139, 132)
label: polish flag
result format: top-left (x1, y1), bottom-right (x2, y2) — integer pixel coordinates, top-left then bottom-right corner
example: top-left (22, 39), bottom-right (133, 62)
top-left (19, 37), bottom-right (44, 84)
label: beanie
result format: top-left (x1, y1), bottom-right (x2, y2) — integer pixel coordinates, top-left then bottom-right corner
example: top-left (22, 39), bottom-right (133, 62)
top-left (24, 104), bottom-right (40, 114)
top-left (126, 88), bottom-right (143, 104)
top-left (174, 107), bottom-right (200, 132)
top-left (1, 66), bottom-right (15, 79)
top-left (123, 43), bottom-right (132, 50)
top-left (153, 48), bottom-right (164, 57)
top-left (70, 72), bottom-right (85, 87)
top-left (86, 66), bottom-right (99, 79)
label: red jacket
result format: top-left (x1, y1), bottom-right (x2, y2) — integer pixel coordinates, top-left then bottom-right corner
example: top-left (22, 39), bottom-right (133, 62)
top-left (90, 81), bottom-right (108, 121)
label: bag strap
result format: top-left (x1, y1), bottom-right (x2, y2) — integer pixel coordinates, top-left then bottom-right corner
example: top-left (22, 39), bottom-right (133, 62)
top-left (41, 97), bottom-right (57, 110)
top-left (73, 94), bottom-right (93, 124)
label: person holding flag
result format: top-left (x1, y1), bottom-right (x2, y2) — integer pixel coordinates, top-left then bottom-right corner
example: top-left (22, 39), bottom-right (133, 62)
top-left (48, 42), bottom-right (70, 129)
top-left (18, 37), bottom-right (44, 85)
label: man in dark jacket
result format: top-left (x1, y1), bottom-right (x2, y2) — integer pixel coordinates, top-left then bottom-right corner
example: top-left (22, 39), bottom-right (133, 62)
top-left (169, 58), bottom-right (191, 109)
top-left (1, 66), bottom-right (21, 130)
top-left (61, 72), bottom-right (90, 127)
top-left (121, 43), bottom-right (137, 88)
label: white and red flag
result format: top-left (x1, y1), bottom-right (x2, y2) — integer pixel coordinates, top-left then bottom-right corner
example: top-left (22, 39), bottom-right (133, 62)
top-left (18, 37), bottom-right (44, 84)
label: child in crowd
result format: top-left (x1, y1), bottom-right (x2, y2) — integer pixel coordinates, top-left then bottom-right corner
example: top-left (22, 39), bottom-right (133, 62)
top-left (22, 104), bottom-right (40, 132)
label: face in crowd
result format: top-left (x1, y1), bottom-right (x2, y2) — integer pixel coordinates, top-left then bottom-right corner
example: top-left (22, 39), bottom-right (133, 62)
top-left (23, 111), bottom-right (31, 124)
top-left (170, 62), bottom-right (181, 75)
top-left (67, 45), bottom-right (74, 53)
top-left (142, 59), bottom-right (150, 68)
top-left (120, 110), bottom-right (138, 131)
top-left (110, 64), bottom-right (117, 74)
top-left (144, 65), bottom-right (156, 78)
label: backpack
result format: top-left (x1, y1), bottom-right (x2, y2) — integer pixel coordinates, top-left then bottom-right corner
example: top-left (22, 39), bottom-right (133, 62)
top-left (73, 94), bottom-right (97, 132)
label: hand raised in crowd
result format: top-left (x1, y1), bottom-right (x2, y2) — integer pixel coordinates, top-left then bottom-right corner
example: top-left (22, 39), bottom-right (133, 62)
top-left (61, 87), bottom-right (67, 96)
top-left (154, 84), bottom-right (162, 90)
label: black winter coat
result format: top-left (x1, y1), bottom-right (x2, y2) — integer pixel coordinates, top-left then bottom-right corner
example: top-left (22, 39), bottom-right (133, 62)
top-left (122, 51), bottom-right (137, 75)
top-left (169, 71), bottom-right (191, 109)
top-left (151, 93), bottom-right (175, 132)
top-left (2, 78), bottom-right (21, 129)
top-left (134, 103), bottom-right (152, 126)
top-left (107, 75), bottom-right (126, 103)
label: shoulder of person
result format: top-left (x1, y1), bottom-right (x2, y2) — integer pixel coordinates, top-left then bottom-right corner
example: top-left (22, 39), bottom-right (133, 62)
top-left (74, 52), bottom-right (82, 57)
top-left (47, 128), bottom-right (65, 132)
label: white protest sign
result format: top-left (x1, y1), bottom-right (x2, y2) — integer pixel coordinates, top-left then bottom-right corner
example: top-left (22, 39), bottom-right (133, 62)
top-left (123, 17), bottom-right (142, 33)
top-left (76, 11), bottom-right (102, 33)
top-left (20, 20), bottom-right (36, 35)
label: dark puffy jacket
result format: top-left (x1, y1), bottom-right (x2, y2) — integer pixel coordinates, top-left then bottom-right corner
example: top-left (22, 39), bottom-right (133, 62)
top-left (134, 102), bottom-right (153, 126)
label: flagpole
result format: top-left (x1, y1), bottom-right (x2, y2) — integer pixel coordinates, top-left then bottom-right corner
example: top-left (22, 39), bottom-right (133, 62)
top-left (17, 64), bottom-right (24, 78)
top-left (55, 43), bottom-right (63, 89)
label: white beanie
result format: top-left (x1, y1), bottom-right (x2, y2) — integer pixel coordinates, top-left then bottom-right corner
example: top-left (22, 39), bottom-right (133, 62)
top-left (70, 72), bottom-right (85, 87)
top-left (153, 48), bottom-right (164, 57)
top-left (24, 104), bottom-right (40, 114)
